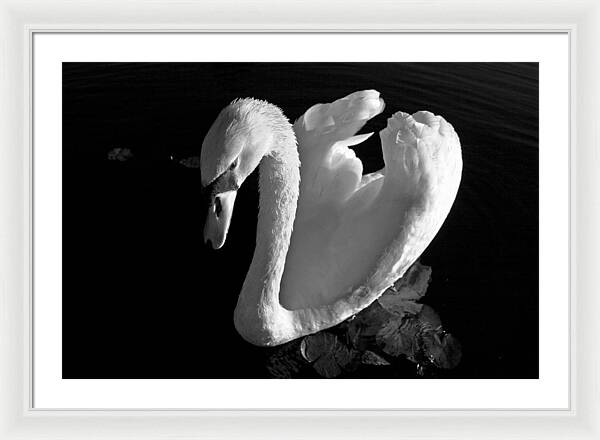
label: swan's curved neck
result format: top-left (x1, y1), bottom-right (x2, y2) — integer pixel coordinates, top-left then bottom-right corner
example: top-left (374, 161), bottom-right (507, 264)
top-left (234, 138), bottom-right (300, 343)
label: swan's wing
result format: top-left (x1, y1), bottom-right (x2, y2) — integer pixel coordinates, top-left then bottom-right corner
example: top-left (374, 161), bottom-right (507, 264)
top-left (281, 109), bottom-right (462, 321)
top-left (293, 90), bottom-right (385, 209)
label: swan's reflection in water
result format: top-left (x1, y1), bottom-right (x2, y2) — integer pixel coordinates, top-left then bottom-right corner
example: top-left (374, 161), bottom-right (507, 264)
top-left (266, 262), bottom-right (461, 378)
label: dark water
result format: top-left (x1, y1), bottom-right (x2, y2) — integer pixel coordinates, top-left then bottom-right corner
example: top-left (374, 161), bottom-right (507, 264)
top-left (62, 62), bottom-right (538, 379)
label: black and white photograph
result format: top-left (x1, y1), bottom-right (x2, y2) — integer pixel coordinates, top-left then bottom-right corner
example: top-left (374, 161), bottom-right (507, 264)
top-left (62, 61), bottom-right (538, 380)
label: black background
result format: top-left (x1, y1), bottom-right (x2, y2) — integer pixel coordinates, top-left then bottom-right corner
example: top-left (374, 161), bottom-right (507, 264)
top-left (62, 62), bottom-right (538, 378)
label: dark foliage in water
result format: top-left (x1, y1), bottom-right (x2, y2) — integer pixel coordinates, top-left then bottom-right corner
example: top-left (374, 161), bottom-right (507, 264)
top-left (107, 147), bottom-right (134, 162)
top-left (265, 262), bottom-right (462, 378)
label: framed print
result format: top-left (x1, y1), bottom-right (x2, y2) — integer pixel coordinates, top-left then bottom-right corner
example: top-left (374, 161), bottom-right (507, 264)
top-left (1, 0), bottom-right (599, 439)
top-left (33, 32), bottom-right (565, 410)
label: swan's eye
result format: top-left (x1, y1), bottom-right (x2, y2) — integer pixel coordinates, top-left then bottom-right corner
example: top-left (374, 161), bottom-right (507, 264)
top-left (215, 196), bottom-right (222, 217)
top-left (229, 158), bottom-right (238, 170)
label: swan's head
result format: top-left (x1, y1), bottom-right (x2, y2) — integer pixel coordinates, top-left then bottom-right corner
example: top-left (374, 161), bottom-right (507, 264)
top-left (200, 99), bottom-right (279, 249)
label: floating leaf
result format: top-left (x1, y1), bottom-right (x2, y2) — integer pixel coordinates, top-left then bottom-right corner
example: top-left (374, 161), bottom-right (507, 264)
top-left (422, 331), bottom-right (462, 369)
top-left (300, 332), bottom-right (337, 362)
top-left (347, 301), bottom-right (394, 350)
top-left (417, 304), bottom-right (442, 329)
top-left (313, 354), bottom-right (342, 378)
top-left (376, 316), bottom-right (421, 359)
top-left (300, 332), bottom-right (359, 378)
top-left (333, 342), bottom-right (359, 370)
top-left (107, 147), bottom-right (133, 162)
top-left (376, 262), bottom-right (431, 319)
top-left (361, 351), bottom-right (390, 366)
top-left (391, 262), bottom-right (432, 300)
top-left (378, 293), bottom-right (423, 318)
top-left (179, 156), bottom-right (201, 169)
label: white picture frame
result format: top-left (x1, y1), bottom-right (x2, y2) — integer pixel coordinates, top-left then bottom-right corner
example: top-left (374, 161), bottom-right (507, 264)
top-left (1, 0), bottom-right (597, 438)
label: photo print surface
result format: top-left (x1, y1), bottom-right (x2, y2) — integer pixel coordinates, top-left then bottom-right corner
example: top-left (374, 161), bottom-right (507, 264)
top-left (62, 62), bottom-right (538, 379)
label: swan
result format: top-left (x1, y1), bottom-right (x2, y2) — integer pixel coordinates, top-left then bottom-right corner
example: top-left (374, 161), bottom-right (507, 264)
top-left (201, 90), bottom-right (462, 346)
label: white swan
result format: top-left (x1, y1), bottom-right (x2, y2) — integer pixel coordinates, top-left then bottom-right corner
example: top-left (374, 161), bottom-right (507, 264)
top-left (201, 90), bottom-right (462, 346)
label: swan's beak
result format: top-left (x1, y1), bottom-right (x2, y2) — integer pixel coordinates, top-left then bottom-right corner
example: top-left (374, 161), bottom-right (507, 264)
top-left (204, 190), bottom-right (237, 250)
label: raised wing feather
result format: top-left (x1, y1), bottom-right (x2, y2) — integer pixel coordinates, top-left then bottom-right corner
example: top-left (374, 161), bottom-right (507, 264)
top-left (293, 90), bottom-right (385, 209)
